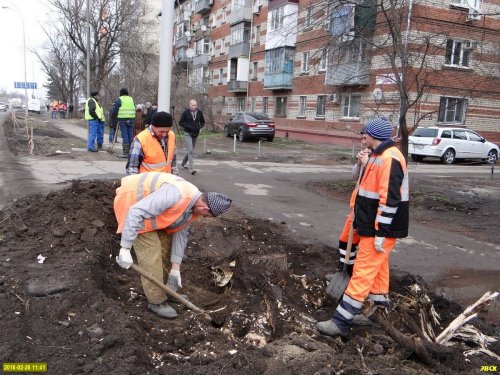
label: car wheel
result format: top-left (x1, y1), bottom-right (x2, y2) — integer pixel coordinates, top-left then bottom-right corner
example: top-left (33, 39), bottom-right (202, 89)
top-left (441, 149), bottom-right (455, 164)
top-left (487, 149), bottom-right (498, 163)
top-left (266, 136), bottom-right (274, 142)
top-left (410, 154), bottom-right (423, 162)
top-left (238, 129), bottom-right (246, 142)
top-left (224, 126), bottom-right (230, 137)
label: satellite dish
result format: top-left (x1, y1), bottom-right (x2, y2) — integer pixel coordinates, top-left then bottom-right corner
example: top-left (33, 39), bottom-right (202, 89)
top-left (373, 88), bottom-right (384, 102)
top-left (186, 48), bottom-right (195, 58)
top-left (200, 25), bottom-right (207, 32)
top-left (185, 31), bottom-right (191, 37)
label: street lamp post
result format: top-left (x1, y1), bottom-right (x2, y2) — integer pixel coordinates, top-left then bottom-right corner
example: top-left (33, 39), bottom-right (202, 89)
top-left (2, 2), bottom-right (28, 119)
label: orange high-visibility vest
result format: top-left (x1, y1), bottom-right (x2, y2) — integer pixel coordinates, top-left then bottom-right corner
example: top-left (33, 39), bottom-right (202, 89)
top-left (136, 128), bottom-right (176, 174)
top-left (114, 172), bottom-right (199, 235)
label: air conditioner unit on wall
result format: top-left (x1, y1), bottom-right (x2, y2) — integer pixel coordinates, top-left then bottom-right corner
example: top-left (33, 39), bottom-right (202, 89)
top-left (253, 5), bottom-right (261, 14)
top-left (467, 8), bottom-right (481, 21)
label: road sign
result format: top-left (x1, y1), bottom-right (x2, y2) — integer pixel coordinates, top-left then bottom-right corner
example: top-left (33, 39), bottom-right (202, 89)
top-left (14, 82), bottom-right (37, 90)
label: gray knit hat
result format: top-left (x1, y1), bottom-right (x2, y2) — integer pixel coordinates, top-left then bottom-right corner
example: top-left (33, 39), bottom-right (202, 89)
top-left (361, 118), bottom-right (393, 140)
top-left (206, 192), bottom-right (232, 217)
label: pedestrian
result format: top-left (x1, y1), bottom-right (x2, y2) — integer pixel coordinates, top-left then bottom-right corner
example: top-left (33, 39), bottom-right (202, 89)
top-left (108, 104), bottom-right (119, 143)
top-left (111, 88), bottom-right (136, 158)
top-left (114, 172), bottom-right (232, 319)
top-left (179, 99), bottom-right (205, 175)
top-left (316, 118), bottom-right (409, 337)
top-left (51, 102), bottom-right (58, 119)
top-left (68, 103), bottom-right (74, 119)
top-left (144, 102), bottom-right (158, 127)
top-left (59, 102), bottom-right (67, 119)
top-left (84, 90), bottom-right (105, 152)
top-left (126, 111), bottom-right (178, 175)
top-left (134, 104), bottom-right (144, 136)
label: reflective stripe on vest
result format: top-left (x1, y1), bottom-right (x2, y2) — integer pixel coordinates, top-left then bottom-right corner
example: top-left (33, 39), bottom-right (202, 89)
top-left (136, 128), bottom-right (175, 174)
top-left (84, 98), bottom-right (103, 121)
top-left (117, 95), bottom-right (135, 119)
top-left (114, 172), bottom-right (199, 234)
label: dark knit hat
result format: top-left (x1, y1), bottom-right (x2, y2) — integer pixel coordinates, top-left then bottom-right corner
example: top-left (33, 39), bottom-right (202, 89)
top-left (152, 111), bottom-right (173, 127)
top-left (361, 118), bottom-right (393, 141)
top-left (119, 87), bottom-right (129, 96)
top-left (90, 90), bottom-right (99, 97)
top-left (206, 192), bottom-right (232, 217)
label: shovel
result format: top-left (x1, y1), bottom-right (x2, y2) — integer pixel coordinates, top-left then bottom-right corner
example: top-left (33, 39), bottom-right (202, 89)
top-left (325, 221), bottom-right (354, 299)
top-left (326, 164), bottom-right (364, 300)
top-left (130, 264), bottom-right (213, 322)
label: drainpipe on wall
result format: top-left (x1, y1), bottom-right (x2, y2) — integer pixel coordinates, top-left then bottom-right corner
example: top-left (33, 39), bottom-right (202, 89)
top-left (247, 5), bottom-right (254, 111)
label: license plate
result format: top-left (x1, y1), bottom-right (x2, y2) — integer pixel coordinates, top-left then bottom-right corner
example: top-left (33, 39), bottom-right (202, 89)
top-left (416, 145), bottom-right (424, 150)
top-left (257, 124), bottom-right (267, 128)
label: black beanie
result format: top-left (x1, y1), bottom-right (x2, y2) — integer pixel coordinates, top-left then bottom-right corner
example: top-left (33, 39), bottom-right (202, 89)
top-left (152, 111), bottom-right (173, 127)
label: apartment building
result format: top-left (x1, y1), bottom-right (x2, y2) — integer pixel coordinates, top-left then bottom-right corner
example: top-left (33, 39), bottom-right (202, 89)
top-left (173, 0), bottom-right (500, 145)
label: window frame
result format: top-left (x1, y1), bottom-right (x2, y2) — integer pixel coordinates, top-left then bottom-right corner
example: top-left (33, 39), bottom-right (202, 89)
top-left (437, 96), bottom-right (467, 124)
top-left (301, 52), bottom-right (309, 73)
top-left (341, 94), bottom-right (361, 118)
top-left (262, 97), bottom-right (269, 114)
top-left (444, 39), bottom-right (471, 68)
top-left (316, 95), bottom-right (326, 118)
top-left (276, 96), bottom-right (287, 117)
top-left (270, 7), bottom-right (284, 31)
top-left (298, 95), bottom-right (307, 117)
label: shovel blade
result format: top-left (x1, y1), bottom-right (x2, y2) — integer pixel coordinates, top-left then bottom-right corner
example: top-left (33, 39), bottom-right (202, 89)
top-left (325, 271), bottom-right (350, 300)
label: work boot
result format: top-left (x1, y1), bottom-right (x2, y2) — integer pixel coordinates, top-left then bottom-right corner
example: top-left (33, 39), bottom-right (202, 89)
top-left (148, 302), bottom-right (177, 319)
top-left (316, 319), bottom-right (348, 337)
top-left (97, 144), bottom-right (102, 150)
top-left (352, 313), bottom-right (379, 327)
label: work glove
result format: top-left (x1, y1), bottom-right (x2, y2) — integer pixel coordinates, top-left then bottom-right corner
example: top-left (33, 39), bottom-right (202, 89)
top-left (374, 236), bottom-right (386, 254)
top-left (116, 247), bottom-right (133, 269)
top-left (167, 269), bottom-right (182, 291)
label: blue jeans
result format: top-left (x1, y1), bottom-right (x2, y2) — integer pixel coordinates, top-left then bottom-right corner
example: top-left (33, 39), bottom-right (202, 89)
top-left (87, 119), bottom-right (104, 151)
top-left (119, 119), bottom-right (135, 146)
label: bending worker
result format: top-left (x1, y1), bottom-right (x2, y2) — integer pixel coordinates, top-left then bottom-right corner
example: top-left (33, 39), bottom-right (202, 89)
top-left (114, 172), bottom-right (232, 319)
top-left (126, 111), bottom-right (178, 175)
top-left (317, 118), bottom-right (409, 337)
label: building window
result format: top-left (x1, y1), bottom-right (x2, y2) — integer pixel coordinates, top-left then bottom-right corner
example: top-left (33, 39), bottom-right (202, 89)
top-left (301, 52), bottom-right (309, 73)
top-left (445, 40), bottom-right (471, 67)
top-left (339, 40), bottom-right (366, 63)
top-left (342, 94), bottom-right (361, 118)
top-left (255, 25), bottom-right (261, 45)
top-left (211, 42), bottom-right (216, 56)
top-left (270, 7), bottom-right (284, 31)
top-left (227, 97), bottom-right (233, 114)
top-left (231, 22), bottom-right (251, 45)
top-left (304, 7), bottom-right (312, 29)
top-left (298, 96), bottom-right (307, 117)
top-left (252, 62), bottom-right (258, 80)
top-left (316, 95), bottom-right (326, 117)
top-left (220, 38), bottom-right (225, 54)
top-left (209, 70), bottom-right (214, 85)
top-left (331, 5), bottom-right (354, 40)
top-left (263, 97), bottom-right (269, 114)
top-left (438, 96), bottom-right (467, 124)
top-left (196, 37), bottom-right (210, 55)
top-left (251, 97), bottom-right (256, 112)
top-left (222, 7), bottom-right (227, 23)
top-left (319, 50), bottom-right (327, 71)
top-left (276, 97), bottom-right (287, 117)
top-left (218, 68), bottom-right (224, 84)
top-left (237, 98), bottom-right (245, 112)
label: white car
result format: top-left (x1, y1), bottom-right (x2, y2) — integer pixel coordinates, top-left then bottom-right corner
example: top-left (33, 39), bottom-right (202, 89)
top-left (0, 103), bottom-right (6, 111)
top-left (409, 127), bottom-right (499, 164)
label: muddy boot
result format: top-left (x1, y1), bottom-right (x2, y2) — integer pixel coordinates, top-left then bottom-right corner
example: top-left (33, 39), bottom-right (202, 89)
top-left (148, 302), bottom-right (177, 319)
top-left (97, 144), bottom-right (102, 151)
top-left (352, 314), bottom-right (379, 327)
top-left (118, 143), bottom-right (129, 158)
top-left (316, 319), bottom-right (348, 337)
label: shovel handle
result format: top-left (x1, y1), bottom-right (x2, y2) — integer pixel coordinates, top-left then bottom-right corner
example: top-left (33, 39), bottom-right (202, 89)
top-left (130, 263), bottom-right (208, 317)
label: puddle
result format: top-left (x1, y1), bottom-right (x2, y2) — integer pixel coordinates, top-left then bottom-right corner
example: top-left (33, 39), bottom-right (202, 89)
top-left (431, 269), bottom-right (499, 324)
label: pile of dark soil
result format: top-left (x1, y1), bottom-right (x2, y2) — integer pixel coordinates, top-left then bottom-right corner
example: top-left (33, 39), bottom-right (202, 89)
top-left (0, 180), bottom-right (497, 374)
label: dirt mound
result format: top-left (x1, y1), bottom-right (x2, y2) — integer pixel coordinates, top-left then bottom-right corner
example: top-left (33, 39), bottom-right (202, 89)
top-left (0, 180), bottom-right (497, 374)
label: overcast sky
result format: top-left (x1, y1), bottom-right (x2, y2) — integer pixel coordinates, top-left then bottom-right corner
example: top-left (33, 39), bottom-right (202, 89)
top-left (0, 0), bottom-right (49, 98)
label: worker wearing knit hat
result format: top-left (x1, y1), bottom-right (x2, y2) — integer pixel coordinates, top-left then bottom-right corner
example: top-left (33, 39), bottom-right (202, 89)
top-left (152, 111), bottom-right (173, 127)
top-left (361, 118), bottom-right (394, 141)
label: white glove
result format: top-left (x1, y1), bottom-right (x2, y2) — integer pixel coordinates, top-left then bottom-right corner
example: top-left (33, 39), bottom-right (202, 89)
top-left (167, 269), bottom-right (182, 291)
top-left (116, 247), bottom-right (133, 269)
top-left (374, 236), bottom-right (386, 253)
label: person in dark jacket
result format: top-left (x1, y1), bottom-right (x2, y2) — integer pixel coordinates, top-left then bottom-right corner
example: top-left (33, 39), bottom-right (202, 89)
top-left (144, 102), bottom-right (158, 127)
top-left (179, 99), bottom-right (205, 175)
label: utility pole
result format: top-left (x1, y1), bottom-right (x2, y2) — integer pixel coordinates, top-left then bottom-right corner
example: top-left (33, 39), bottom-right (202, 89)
top-left (158, 0), bottom-right (175, 112)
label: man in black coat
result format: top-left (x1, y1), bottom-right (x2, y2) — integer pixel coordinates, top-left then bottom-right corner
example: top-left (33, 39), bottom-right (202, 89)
top-left (179, 99), bottom-right (205, 175)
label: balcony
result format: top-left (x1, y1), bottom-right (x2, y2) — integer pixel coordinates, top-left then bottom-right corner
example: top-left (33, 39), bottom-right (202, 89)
top-left (325, 61), bottom-right (370, 86)
top-left (194, 0), bottom-right (212, 15)
top-left (175, 35), bottom-right (189, 49)
top-left (194, 27), bottom-right (211, 40)
top-left (263, 72), bottom-right (293, 90)
top-left (230, 6), bottom-right (253, 25)
top-left (228, 42), bottom-right (250, 59)
top-left (192, 54), bottom-right (210, 67)
top-left (228, 80), bottom-right (248, 92)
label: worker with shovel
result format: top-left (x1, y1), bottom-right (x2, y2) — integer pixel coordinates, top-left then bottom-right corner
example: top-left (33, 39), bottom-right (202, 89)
top-left (317, 118), bottom-right (409, 337)
top-left (113, 172), bottom-right (232, 319)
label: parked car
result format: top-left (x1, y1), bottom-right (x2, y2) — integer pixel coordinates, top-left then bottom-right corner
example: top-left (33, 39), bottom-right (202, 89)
top-left (224, 112), bottom-right (275, 142)
top-left (0, 102), bottom-right (6, 111)
top-left (409, 127), bottom-right (499, 164)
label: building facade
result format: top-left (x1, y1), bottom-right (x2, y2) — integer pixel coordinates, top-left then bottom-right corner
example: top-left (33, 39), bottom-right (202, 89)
top-left (173, 0), bottom-right (500, 145)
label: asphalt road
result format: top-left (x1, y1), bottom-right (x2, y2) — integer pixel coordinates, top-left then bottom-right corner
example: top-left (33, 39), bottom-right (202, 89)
top-left (1, 113), bottom-right (498, 318)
